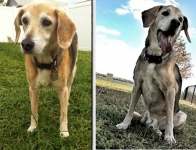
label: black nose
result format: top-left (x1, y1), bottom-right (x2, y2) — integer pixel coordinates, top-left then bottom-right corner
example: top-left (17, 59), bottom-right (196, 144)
top-left (171, 19), bottom-right (180, 29)
top-left (21, 38), bottom-right (34, 52)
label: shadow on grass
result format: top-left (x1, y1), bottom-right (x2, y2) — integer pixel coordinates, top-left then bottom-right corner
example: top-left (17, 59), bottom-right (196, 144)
top-left (96, 86), bottom-right (196, 149)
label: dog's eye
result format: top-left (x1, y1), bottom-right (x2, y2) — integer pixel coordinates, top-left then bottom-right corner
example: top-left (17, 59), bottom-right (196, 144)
top-left (42, 19), bottom-right (52, 26)
top-left (162, 11), bottom-right (169, 16)
top-left (179, 17), bottom-right (183, 22)
top-left (22, 17), bottom-right (28, 25)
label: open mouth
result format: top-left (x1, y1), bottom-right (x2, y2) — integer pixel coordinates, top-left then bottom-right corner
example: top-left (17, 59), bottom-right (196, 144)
top-left (157, 29), bottom-right (174, 53)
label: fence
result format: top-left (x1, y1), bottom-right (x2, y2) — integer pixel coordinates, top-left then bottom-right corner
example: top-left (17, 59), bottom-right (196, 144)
top-left (182, 85), bottom-right (196, 104)
top-left (0, 1), bottom-right (91, 51)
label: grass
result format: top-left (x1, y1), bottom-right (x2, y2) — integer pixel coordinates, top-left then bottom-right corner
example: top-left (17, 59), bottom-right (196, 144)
top-left (0, 43), bottom-right (92, 150)
top-left (96, 79), bottom-right (132, 92)
top-left (96, 84), bottom-right (196, 149)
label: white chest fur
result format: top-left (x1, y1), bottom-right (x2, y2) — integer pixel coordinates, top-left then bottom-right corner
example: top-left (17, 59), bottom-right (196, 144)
top-left (145, 63), bottom-right (156, 76)
top-left (36, 70), bottom-right (52, 87)
top-left (142, 63), bottom-right (159, 102)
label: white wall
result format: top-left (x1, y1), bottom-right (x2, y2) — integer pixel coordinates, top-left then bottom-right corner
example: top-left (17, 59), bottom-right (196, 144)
top-left (0, 1), bottom-right (91, 50)
top-left (0, 7), bottom-right (20, 42)
top-left (67, 2), bottom-right (91, 51)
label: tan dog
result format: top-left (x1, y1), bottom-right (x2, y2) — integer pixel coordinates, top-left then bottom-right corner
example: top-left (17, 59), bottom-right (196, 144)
top-left (116, 5), bottom-right (191, 144)
top-left (14, 0), bottom-right (78, 137)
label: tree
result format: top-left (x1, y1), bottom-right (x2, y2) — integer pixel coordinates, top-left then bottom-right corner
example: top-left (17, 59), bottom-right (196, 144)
top-left (174, 36), bottom-right (193, 79)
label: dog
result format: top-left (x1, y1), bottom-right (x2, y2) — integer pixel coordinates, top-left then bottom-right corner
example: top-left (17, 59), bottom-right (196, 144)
top-left (116, 5), bottom-right (191, 144)
top-left (14, 0), bottom-right (77, 137)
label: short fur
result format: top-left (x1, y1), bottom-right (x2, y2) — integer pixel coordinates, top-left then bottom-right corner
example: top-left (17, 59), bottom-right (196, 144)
top-left (14, 0), bottom-right (78, 137)
top-left (116, 5), bottom-right (191, 144)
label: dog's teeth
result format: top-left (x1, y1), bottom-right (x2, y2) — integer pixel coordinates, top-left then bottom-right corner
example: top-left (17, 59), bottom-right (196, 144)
top-left (168, 36), bottom-right (172, 42)
top-left (166, 36), bottom-right (172, 43)
top-left (158, 32), bottom-right (161, 38)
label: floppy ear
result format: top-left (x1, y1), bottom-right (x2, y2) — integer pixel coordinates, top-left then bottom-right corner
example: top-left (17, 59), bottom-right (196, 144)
top-left (182, 16), bottom-right (191, 43)
top-left (55, 9), bottom-right (76, 49)
top-left (142, 6), bottom-right (163, 28)
top-left (14, 9), bottom-right (23, 44)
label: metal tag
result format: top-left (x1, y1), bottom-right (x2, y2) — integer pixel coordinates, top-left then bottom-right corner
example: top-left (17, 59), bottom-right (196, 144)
top-left (51, 68), bottom-right (58, 81)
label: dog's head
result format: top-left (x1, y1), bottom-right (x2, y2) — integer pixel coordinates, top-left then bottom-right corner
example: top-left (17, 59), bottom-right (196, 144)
top-left (142, 5), bottom-right (191, 55)
top-left (14, 0), bottom-right (76, 55)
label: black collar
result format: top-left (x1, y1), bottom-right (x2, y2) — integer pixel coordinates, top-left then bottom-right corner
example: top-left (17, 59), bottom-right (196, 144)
top-left (144, 49), bottom-right (169, 64)
top-left (34, 55), bottom-right (57, 70)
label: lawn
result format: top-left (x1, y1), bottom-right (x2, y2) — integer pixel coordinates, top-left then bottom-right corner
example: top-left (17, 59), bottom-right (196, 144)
top-left (96, 79), bottom-right (132, 92)
top-left (96, 85), bottom-right (196, 149)
top-left (0, 43), bottom-right (92, 150)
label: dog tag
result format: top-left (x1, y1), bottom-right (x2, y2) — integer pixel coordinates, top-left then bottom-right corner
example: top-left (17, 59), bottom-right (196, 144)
top-left (51, 68), bottom-right (58, 81)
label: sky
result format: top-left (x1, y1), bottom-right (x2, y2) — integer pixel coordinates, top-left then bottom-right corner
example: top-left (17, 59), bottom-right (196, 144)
top-left (95, 0), bottom-right (196, 91)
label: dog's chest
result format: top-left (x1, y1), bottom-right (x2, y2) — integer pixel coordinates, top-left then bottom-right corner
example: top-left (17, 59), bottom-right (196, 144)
top-left (145, 63), bottom-right (156, 76)
top-left (141, 64), bottom-right (163, 102)
top-left (36, 70), bottom-right (52, 87)
top-left (142, 64), bottom-right (157, 88)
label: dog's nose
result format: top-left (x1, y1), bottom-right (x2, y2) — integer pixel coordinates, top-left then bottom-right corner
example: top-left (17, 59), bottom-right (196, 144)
top-left (21, 38), bottom-right (34, 52)
top-left (171, 19), bottom-right (180, 29)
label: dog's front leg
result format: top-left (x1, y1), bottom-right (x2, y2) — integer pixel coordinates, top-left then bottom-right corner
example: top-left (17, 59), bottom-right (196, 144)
top-left (164, 87), bottom-right (176, 144)
top-left (28, 86), bottom-right (39, 132)
top-left (58, 86), bottom-right (69, 137)
top-left (116, 84), bottom-right (141, 129)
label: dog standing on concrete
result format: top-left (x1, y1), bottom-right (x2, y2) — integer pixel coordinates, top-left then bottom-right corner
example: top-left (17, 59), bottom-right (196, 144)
top-left (116, 5), bottom-right (191, 144)
top-left (14, 0), bottom-right (77, 137)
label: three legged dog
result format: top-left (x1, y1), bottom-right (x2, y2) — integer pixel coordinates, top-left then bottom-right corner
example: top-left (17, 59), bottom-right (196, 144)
top-left (14, 0), bottom-right (77, 137)
top-left (116, 5), bottom-right (191, 144)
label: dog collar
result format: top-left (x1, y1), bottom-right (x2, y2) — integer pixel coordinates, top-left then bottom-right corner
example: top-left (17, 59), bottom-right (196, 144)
top-left (34, 55), bottom-right (57, 70)
top-left (144, 50), bottom-right (169, 64)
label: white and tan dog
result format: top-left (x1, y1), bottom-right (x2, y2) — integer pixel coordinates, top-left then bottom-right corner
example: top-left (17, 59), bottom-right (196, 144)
top-left (116, 5), bottom-right (191, 144)
top-left (14, 0), bottom-right (78, 137)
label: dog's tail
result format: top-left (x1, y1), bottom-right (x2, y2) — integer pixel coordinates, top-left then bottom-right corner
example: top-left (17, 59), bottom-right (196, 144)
top-left (124, 105), bottom-right (142, 117)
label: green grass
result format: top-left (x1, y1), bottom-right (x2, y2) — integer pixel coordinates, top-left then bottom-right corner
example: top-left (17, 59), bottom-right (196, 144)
top-left (0, 43), bottom-right (92, 150)
top-left (96, 86), bottom-right (196, 149)
top-left (96, 79), bottom-right (132, 92)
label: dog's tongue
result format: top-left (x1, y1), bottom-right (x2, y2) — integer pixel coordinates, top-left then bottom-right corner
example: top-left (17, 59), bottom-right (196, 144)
top-left (158, 31), bottom-right (172, 53)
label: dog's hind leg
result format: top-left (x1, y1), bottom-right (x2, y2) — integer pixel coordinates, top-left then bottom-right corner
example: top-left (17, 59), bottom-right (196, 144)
top-left (67, 65), bottom-right (76, 100)
top-left (58, 85), bottom-right (70, 137)
top-left (158, 111), bottom-right (187, 131)
top-left (27, 86), bottom-right (39, 132)
top-left (116, 84), bottom-right (142, 129)
top-left (141, 111), bottom-right (163, 136)
top-left (173, 111), bottom-right (187, 130)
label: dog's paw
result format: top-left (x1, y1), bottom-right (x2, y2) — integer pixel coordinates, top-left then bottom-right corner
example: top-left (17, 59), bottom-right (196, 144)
top-left (116, 123), bottom-right (129, 129)
top-left (154, 128), bottom-right (162, 137)
top-left (60, 131), bottom-right (69, 137)
top-left (27, 126), bottom-right (37, 132)
top-left (164, 135), bottom-right (176, 144)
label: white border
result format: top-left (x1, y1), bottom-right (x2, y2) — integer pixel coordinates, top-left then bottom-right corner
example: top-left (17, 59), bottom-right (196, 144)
top-left (92, 0), bottom-right (96, 149)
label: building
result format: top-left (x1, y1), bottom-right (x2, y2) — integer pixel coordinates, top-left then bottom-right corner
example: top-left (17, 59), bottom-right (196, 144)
top-left (182, 85), bottom-right (196, 104)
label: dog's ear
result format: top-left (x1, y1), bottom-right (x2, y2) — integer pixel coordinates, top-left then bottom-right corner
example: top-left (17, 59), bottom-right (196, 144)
top-left (14, 9), bottom-right (24, 44)
top-left (142, 6), bottom-right (163, 28)
top-left (182, 16), bottom-right (191, 43)
top-left (55, 9), bottom-right (76, 49)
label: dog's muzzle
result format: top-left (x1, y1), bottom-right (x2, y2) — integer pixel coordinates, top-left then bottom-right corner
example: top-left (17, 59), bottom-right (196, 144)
top-left (21, 38), bottom-right (34, 53)
top-left (157, 19), bottom-right (180, 53)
